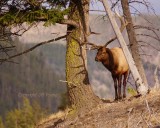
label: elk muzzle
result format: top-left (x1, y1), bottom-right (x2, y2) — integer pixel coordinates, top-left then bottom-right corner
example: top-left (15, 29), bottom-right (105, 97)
top-left (95, 56), bottom-right (99, 62)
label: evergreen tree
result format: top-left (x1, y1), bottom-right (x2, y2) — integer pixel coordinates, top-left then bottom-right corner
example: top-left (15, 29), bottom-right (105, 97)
top-left (0, 117), bottom-right (4, 128)
top-left (5, 98), bottom-right (46, 128)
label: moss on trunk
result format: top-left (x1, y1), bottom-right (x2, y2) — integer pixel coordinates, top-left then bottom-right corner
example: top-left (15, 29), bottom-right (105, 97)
top-left (65, 0), bottom-right (101, 116)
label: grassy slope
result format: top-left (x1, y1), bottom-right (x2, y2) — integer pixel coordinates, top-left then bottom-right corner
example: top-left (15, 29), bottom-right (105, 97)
top-left (37, 89), bottom-right (160, 128)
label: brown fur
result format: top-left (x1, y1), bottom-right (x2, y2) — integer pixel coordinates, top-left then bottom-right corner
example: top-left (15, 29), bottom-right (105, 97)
top-left (95, 47), bottom-right (129, 100)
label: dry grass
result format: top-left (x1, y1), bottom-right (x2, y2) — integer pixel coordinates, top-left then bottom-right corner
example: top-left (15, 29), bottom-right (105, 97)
top-left (36, 108), bottom-right (70, 128)
top-left (36, 89), bottom-right (160, 128)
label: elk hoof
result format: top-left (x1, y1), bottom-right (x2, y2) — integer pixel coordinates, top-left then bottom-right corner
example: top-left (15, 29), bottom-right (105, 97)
top-left (114, 97), bottom-right (118, 101)
top-left (123, 94), bottom-right (126, 98)
top-left (119, 95), bottom-right (122, 100)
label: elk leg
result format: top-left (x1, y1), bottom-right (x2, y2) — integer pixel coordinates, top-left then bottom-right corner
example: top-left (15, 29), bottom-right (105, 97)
top-left (118, 75), bottom-right (122, 99)
top-left (123, 71), bottom-right (129, 98)
top-left (112, 75), bottom-right (118, 101)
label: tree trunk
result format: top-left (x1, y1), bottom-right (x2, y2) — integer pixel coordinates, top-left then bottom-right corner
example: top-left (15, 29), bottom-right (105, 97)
top-left (120, 0), bottom-right (148, 87)
top-left (66, 0), bottom-right (101, 116)
top-left (101, 0), bottom-right (148, 95)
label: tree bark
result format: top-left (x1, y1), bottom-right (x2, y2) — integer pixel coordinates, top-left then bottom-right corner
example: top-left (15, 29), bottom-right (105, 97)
top-left (66, 0), bottom-right (101, 116)
top-left (120, 0), bottom-right (148, 87)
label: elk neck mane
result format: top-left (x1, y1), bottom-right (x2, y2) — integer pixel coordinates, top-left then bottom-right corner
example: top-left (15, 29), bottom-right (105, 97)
top-left (102, 48), bottom-right (115, 72)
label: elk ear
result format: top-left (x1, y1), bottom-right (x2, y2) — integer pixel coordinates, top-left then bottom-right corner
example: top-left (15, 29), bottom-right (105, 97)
top-left (97, 46), bottom-right (103, 52)
top-left (101, 47), bottom-right (107, 53)
top-left (105, 48), bottom-right (110, 53)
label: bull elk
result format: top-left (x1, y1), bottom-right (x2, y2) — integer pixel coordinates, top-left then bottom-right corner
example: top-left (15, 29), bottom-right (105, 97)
top-left (84, 13), bottom-right (129, 100)
top-left (95, 46), bottom-right (129, 100)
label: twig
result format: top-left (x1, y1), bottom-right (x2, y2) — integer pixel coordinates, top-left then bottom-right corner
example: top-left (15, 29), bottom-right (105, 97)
top-left (144, 98), bottom-right (153, 127)
top-left (152, 109), bottom-right (160, 124)
top-left (137, 40), bottom-right (160, 51)
top-left (134, 111), bottom-right (149, 128)
top-left (145, 99), bottom-right (153, 126)
top-left (89, 9), bottom-right (106, 13)
top-left (127, 107), bottom-right (133, 128)
top-left (59, 80), bottom-right (77, 87)
top-left (136, 33), bottom-right (160, 42)
top-left (135, 116), bottom-right (142, 128)
top-left (141, 113), bottom-right (151, 127)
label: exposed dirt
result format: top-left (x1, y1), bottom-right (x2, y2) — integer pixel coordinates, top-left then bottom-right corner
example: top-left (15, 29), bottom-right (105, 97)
top-left (37, 89), bottom-right (160, 128)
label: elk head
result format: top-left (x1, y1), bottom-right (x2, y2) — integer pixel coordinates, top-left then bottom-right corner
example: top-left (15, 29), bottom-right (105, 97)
top-left (95, 47), bottom-right (108, 62)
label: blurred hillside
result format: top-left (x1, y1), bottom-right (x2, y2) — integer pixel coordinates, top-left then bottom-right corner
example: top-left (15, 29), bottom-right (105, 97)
top-left (0, 39), bottom-right (66, 118)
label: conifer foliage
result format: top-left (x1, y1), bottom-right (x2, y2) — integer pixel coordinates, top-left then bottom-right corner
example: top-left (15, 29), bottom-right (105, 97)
top-left (1, 98), bottom-right (46, 128)
top-left (0, 0), bottom-right (69, 26)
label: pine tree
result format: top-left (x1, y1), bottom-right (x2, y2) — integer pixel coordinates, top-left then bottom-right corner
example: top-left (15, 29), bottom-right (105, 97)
top-left (5, 98), bottom-right (46, 128)
top-left (0, 117), bottom-right (4, 128)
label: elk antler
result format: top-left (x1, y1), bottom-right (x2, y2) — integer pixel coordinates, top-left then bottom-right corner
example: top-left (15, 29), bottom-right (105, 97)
top-left (104, 12), bottom-right (128, 47)
top-left (81, 41), bottom-right (102, 50)
top-left (81, 12), bottom-right (128, 50)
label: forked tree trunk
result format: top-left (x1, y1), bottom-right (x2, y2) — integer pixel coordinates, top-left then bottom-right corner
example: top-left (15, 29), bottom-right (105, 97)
top-left (121, 0), bottom-right (148, 87)
top-left (66, 0), bottom-right (101, 115)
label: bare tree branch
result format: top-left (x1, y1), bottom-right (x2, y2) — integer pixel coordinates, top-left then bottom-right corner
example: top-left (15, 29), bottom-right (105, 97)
top-left (129, 0), bottom-right (158, 16)
top-left (10, 23), bottom-right (35, 36)
top-left (110, 0), bottom-right (120, 10)
top-left (129, 5), bottom-right (153, 25)
top-left (0, 34), bottom-right (67, 63)
top-left (32, 16), bottom-right (79, 28)
top-left (134, 25), bottom-right (160, 32)
top-left (136, 33), bottom-right (160, 42)
top-left (137, 40), bottom-right (160, 51)
top-left (134, 25), bottom-right (160, 41)
top-left (89, 9), bottom-right (105, 13)
top-left (59, 20), bottom-right (79, 28)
